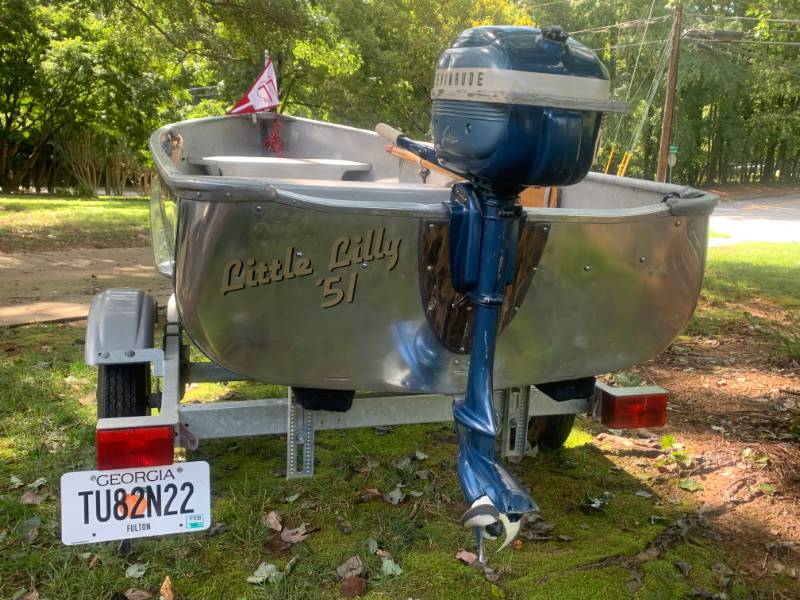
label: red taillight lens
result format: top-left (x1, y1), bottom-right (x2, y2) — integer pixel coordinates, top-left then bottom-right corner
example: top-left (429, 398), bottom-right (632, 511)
top-left (599, 385), bottom-right (668, 429)
top-left (96, 426), bottom-right (174, 470)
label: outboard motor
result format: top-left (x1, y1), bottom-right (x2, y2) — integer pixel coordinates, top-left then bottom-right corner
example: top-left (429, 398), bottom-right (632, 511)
top-left (425, 25), bottom-right (624, 560)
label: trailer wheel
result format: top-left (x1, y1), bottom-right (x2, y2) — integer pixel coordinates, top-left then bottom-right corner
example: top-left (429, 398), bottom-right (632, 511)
top-left (97, 364), bottom-right (151, 418)
top-left (527, 414), bottom-right (575, 450)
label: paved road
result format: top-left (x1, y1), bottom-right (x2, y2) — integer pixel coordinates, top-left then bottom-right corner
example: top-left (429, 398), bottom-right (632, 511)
top-left (710, 194), bottom-right (800, 246)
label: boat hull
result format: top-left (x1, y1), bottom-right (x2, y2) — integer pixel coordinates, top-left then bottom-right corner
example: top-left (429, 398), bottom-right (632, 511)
top-left (171, 188), bottom-right (709, 393)
top-left (150, 114), bottom-right (715, 393)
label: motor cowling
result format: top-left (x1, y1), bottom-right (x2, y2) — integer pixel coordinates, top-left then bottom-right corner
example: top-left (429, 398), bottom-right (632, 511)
top-left (431, 26), bottom-right (625, 190)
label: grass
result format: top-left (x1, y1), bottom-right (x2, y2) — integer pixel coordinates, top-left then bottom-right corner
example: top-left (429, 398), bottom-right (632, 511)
top-left (687, 243), bottom-right (800, 358)
top-left (0, 322), bottom-right (759, 600)
top-left (708, 231), bottom-right (731, 239)
top-left (0, 198), bottom-right (795, 597)
top-left (0, 194), bottom-right (150, 253)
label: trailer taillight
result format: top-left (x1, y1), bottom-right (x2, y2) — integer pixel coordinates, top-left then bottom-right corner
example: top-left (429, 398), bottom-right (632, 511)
top-left (597, 384), bottom-right (668, 429)
top-left (96, 426), bottom-right (174, 470)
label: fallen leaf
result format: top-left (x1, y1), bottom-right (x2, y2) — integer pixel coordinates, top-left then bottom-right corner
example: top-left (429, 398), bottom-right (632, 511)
top-left (207, 522), bottom-right (228, 536)
top-left (381, 557), bottom-right (402, 576)
top-left (21, 490), bottom-right (44, 505)
top-left (79, 392), bottom-right (95, 405)
top-left (414, 450), bottom-right (428, 461)
top-left (712, 562), bottom-right (733, 587)
top-left (675, 561), bottom-right (692, 577)
top-left (635, 490), bottom-right (653, 498)
top-left (376, 549), bottom-right (391, 558)
top-left (455, 549), bottom-right (478, 565)
top-left (284, 556), bottom-right (299, 576)
top-left (17, 591), bottom-right (39, 600)
top-left (483, 567), bottom-right (501, 582)
top-left (283, 493), bottom-right (301, 504)
top-left (280, 524), bottom-right (308, 545)
top-left (364, 538), bottom-right (379, 554)
top-left (356, 458), bottom-right (380, 474)
top-left (125, 563), bottom-right (148, 579)
top-left (679, 479), bottom-right (703, 493)
top-left (660, 435), bottom-right (676, 450)
top-left (581, 494), bottom-right (607, 512)
top-left (89, 555), bottom-right (102, 569)
top-left (336, 520), bottom-right (352, 534)
top-left (336, 555), bottom-right (363, 580)
top-left (10, 475), bottom-right (23, 488)
top-left (340, 575), bottom-right (367, 598)
top-left (415, 469), bottom-right (432, 480)
top-left (159, 575), bottom-right (174, 600)
top-left (408, 490), bottom-right (423, 498)
top-left (396, 457), bottom-right (412, 469)
top-left (246, 562), bottom-right (283, 584)
top-left (263, 510), bottom-right (282, 532)
top-left (758, 483), bottom-right (777, 496)
top-left (557, 535), bottom-right (574, 542)
top-left (356, 488), bottom-right (382, 502)
top-left (512, 539), bottom-right (524, 551)
top-left (24, 527), bottom-right (39, 544)
top-left (384, 486), bottom-right (406, 506)
top-left (123, 589), bottom-right (152, 600)
top-left (300, 499), bottom-right (318, 510)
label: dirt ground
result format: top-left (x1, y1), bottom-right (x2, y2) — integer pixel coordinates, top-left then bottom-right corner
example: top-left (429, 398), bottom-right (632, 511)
top-left (622, 317), bottom-right (800, 589)
top-left (0, 247), bottom-right (171, 326)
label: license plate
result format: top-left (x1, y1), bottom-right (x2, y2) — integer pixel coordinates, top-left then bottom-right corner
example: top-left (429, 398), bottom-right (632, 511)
top-left (60, 461), bottom-right (211, 545)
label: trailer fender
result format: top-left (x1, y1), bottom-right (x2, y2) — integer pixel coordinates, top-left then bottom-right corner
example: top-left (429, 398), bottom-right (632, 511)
top-left (85, 289), bottom-right (157, 365)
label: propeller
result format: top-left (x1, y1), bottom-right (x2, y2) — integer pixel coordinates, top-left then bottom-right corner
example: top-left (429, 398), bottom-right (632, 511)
top-left (459, 495), bottom-right (524, 562)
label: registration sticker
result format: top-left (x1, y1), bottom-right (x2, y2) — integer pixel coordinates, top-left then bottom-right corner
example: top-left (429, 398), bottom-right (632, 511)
top-left (60, 461), bottom-right (211, 545)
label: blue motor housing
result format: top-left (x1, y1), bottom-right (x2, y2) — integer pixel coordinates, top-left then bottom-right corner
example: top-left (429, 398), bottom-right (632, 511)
top-left (431, 26), bottom-right (622, 189)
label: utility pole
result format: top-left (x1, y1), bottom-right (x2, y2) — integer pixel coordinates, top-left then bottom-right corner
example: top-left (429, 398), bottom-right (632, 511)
top-left (656, 1), bottom-right (682, 182)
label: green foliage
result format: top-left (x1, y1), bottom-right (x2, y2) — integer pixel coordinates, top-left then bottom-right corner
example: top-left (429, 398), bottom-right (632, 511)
top-left (2, 0), bottom-right (800, 192)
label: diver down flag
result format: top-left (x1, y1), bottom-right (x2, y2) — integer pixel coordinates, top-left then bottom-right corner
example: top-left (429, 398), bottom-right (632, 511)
top-left (227, 58), bottom-right (279, 114)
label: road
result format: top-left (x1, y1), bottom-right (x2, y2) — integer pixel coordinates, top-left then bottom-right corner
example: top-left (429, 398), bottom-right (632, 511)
top-left (0, 247), bottom-right (171, 326)
top-left (709, 194), bottom-right (800, 246)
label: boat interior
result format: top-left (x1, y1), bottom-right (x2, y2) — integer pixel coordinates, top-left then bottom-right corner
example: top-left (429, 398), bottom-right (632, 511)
top-left (157, 112), bottom-right (695, 211)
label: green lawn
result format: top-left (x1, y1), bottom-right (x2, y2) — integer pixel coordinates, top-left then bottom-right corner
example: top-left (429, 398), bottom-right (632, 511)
top-left (0, 326), bottom-right (757, 600)
top-left (0, 195), bottom-right (150, 253)
top-left (687, 242), bottom-right (800, 358)
top-left (1, 239), bottom-right (797, 598)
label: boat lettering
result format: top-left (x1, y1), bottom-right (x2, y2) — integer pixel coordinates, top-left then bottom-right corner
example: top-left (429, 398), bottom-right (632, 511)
top-left (220, 229), bottom-right (402, 308)
top-left (328, 227), bottom-right (401, 272)
top-left (222, 246), bottom-right (314, 295)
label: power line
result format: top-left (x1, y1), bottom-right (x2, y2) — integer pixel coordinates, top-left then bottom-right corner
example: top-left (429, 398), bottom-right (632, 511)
top-left (571, 15), bottom-right (671, 35)
top-left (625, 0), bottom-right (658, 103)
top-left (686, 13), bottom-right (800, 26)
top-left (527, 0), bottom-right (588, 8)
top-left (685, 37), bottom-right (800, 46)
top-left (591, 39), bottom-right (666, 52)
top-left (608, 0), bottom-right (659, 148)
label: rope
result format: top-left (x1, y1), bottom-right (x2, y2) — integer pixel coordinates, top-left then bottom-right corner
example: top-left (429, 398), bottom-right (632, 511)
top-left (626, 33), bottom-right (672, 154)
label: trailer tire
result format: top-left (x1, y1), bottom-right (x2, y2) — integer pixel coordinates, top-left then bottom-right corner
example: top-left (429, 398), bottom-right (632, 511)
top-left (527, 414), bottom-right (575, 451)
top-left (97, 364), bottom-right (151, 418)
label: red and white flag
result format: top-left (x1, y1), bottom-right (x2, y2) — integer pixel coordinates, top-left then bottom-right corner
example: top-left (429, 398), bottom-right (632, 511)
top-left (227, 58), bottom-right (280, 115)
